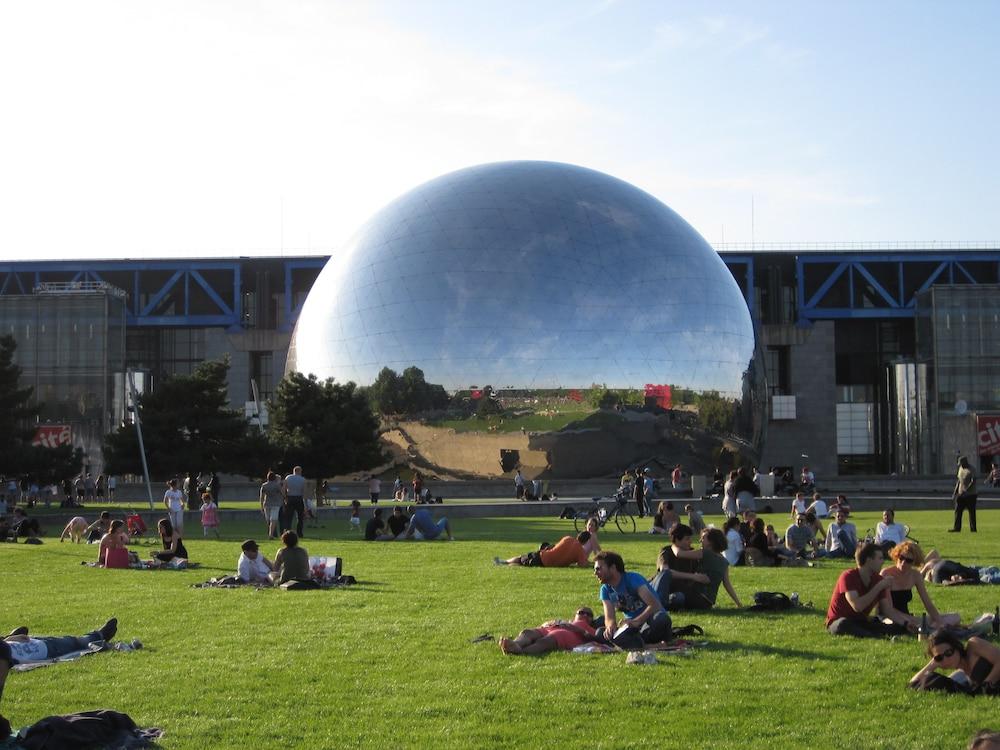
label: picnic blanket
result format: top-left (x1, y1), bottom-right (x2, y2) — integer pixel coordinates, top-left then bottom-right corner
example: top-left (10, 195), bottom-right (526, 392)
top-left (12, 640), bottom-right (142, 673)
top-left (192, 575), bottom-right (356, 590)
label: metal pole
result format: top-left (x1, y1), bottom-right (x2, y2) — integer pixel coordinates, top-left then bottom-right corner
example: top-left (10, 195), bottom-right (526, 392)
top-left (127, 369), bottom-right (155, 511)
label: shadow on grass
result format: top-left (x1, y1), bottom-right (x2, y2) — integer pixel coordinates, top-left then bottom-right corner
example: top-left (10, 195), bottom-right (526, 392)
top-left (698, 638), bottom-right (841, 660)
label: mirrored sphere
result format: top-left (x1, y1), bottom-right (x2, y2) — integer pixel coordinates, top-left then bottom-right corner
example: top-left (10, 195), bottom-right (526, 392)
top-left (289, 161), bottom-right (764, 477)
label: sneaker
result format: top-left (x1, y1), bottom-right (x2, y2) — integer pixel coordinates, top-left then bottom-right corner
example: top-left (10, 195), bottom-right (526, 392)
top-left (947, 529), bottom-right (960, 533)
top-left (6, 626), bottom-right (28, 638)
top-left (493, 556), bottom-right (504, 566)
top-left (99, 617), bottom-right (118, 641)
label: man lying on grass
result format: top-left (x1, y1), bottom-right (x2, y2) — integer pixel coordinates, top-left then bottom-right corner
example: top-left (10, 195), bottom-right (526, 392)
top-left (0, 617), bottom-right (120, 736)
top-left (499, 607), bottom-right (601, 655)
top-left (826, 542), bottom-right (919, 638)
top-left (494, 532), bottom-right (591, 567)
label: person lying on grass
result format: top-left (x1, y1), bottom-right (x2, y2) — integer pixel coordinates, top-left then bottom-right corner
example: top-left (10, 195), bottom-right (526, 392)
top-left (657, 527), bottom-right (742, 609)
top-left (494, 532), bottom-right (591, 567)
top-left (498, 607), bottom-right (601, 655)
top-left (397, 507), bottom-right (453, 541)
top-left (237, 539), bottom-right (274, 583)
top-left (825, 542), bottom-right (918, 638)
top-left (920, 550), bottom-right (984, 585)
top-left (0, 617), bottom-right (120, 736)
top-left (910, 629), bottom-right (1000, 695)
top-left (880, 541), bottom-right (960, 628)
top-left (593, 550), bottom-right (671, 645)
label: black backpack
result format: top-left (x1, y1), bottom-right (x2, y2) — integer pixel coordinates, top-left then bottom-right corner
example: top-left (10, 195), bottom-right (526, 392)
top-left (749, 591), bottom-right (793, 611)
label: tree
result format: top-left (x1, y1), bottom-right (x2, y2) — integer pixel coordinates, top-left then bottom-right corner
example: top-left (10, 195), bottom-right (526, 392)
top-left (367, 366), bottom-right (449, 416)
top-left (0, 335), bottom-right (85, 480)
top-left (103, 358), bottom-right (252, 477)
top-left (696, 391), bottom-right (735, 435)
top-left (269, 372), bottom-right (382, 477)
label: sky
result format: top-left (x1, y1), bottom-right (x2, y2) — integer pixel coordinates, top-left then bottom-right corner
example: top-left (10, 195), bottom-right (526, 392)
top-left (1, 0), bottom-right (999, 260)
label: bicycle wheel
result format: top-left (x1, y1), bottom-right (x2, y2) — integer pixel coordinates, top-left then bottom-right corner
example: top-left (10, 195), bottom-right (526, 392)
top-left (614, 510), bottom-right (636, 534)
top-left (574, 514), bottom-right (585, 533)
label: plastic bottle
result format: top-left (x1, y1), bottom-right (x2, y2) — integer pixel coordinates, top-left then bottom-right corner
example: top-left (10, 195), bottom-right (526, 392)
top-left (790, 592), bottom-right (799, 607)
top-left (918, 613), bottom-right (928, 641)
top-left (993, 606), bottom-right (999, 637)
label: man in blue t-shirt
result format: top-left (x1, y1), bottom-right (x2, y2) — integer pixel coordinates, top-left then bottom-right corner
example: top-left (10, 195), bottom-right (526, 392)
top-left (399, 507), bottom-right (453, 541)
top-left (593, 551), bottom-right (671, 644)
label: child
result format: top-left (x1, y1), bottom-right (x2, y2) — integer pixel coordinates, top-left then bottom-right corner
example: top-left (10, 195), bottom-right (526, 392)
top-left (200, 491), bottom-right (220, 539)
top-left (349, 499), bottom-right (361, 532)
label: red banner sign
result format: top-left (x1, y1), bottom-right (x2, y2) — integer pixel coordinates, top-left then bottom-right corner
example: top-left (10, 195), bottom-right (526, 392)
top-left (978, 416), bottom-right (1000, 456)
top-left (32, 424), bottom-right (72, 449)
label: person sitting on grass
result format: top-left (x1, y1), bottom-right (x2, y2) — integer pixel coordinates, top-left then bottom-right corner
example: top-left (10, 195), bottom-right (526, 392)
top-left (910, 629), bottom-right (1000, 695)
top-left (659, 527), bottom-right (742, 609)
top-left (97, 520), bottom-right (130, 568)
top-left (685, 504), bottom-right (706, 535)
top-left (581, 516), bottom-right (601, 559)
top-left (271, 531), bottom-right (310, 584)
top-left (874, 509), bottom-right (907, 553)
top-left (495, 532), bottom-right (592, 567)
top-left (398, 506), bottom-right (453, 541)
top-left (824, 508), bottom-right (858, 558)
top-left (723, 517), bottom-right (744, 566)
top-left (828, 494), bottom-right (852, 517)
top-left (84, 511), bottom-right (112, 543)
top-left (10, 507), bottom-right (41, 539)
top-left (649, 502), bottom-right (678, 535)
top-left (0, 617), bottom-right (120, 734)
top-left (155, 518), bottom-right (188, 563)
top-left (654, 524), bottom-right (712, 608)
top-left (806, 492), bottom-right (829, 519)
top-left (385, 506), bottom-right (409, 538)
top-left (499, 607), bottom-right (600, 655)
top-left (593, 551), bottom-right (671, 645)
top-left (59, 516), bottom-right (88, 543)
top-left (364, 508), bottom-right (397, 541)
top-left (880, 542), bottom-right (960, 628)
top-left (237, 539), bottom-right (274, 583)
top-left (825, 542), bottom-right (918, 638)
top-left (785, 513), bottom-right (818, 558)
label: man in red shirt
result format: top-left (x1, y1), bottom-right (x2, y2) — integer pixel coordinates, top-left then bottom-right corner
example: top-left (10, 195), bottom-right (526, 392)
top-left (826, 542), bottom-right (917, 637)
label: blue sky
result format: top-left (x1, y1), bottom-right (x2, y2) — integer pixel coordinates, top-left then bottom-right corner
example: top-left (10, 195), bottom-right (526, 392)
top-left (1, 0), bottom-right (998, 259)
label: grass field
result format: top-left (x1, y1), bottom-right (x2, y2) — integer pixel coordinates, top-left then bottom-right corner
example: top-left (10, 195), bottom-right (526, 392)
top-left (1, 510), bottom-right (997, 749)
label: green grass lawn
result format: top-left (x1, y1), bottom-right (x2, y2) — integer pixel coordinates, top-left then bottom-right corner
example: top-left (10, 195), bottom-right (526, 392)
top-left (1, 510), bottom-right (997, 749)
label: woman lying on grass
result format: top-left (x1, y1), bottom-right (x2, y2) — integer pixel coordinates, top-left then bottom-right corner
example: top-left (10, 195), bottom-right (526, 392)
top-left (880, 542), bottom-right (960, 628)
top-left (499, 607), bottom-right (601, 655)
top-left (910, 629), bottom-right (1000, 695)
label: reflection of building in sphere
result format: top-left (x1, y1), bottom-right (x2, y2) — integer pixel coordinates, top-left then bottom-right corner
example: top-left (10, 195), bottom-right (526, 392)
top-left (289, 161), bottom-right (765, 478)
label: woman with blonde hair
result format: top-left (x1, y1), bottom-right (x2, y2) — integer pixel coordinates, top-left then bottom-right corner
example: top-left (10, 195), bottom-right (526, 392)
top-left (881, 540), bottom-right (960, 628)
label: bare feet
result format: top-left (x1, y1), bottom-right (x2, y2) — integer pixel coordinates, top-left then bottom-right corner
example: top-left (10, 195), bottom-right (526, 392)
top-left (499, 637), bottom-right (521, 655)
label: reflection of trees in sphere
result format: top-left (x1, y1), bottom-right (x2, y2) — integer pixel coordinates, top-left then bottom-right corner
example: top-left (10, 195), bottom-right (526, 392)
top-left (289, 161), bottom-right (764, 477)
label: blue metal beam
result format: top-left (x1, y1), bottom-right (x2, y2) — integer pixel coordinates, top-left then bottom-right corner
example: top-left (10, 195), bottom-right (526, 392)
top-left (189, 270), bottom-right (233, 315)
top-left (852, 262), bottom-right (899, 308)
top-left (140, 269), bottom-right (184, 317)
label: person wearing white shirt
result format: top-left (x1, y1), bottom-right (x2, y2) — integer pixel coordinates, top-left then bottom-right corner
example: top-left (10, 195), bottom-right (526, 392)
top-left (163, 478), bottom-right (185, 533)
top-left (874, 509), bottom-right (907, 552)
top-left (825, 510), bottom-right (857, 558)
top-left (806, 492), bottom-right (829, 518)
top-left (790, 492), bottom-right (807, 519)
top-left (236, 539), bottom-right (274, 583)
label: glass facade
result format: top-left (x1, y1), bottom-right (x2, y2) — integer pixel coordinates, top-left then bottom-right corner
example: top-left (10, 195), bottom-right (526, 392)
top-left (0, 287), bottom-right (126, 470)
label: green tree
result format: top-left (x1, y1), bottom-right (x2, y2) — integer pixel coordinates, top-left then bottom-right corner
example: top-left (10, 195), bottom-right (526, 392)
top-left (696, 391), bottom-right (735, 435)
top-left (103, 358), bottom-right (251, 477)
top-left (269, 372), bottom-right (382, 477)
top-left (0, 335), bottom-right (85, 480)
top-left (368, 366), bottom-right (449, 415)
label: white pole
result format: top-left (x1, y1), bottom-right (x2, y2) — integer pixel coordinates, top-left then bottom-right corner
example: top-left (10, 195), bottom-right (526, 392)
top-left (127, 369), bottom-right (155, 511)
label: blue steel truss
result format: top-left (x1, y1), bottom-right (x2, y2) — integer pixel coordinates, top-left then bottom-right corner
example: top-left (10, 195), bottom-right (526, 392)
top-left (794, 252), bottom-right (1000, 321)
top-left (0, 258), bottom-right (329, 330)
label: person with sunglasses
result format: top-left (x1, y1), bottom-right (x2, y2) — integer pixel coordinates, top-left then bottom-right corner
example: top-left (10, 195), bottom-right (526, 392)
top-left (910, 629), bottom-right (1000, 695)
top-left (880, 542), bottom-right (960, 628)
top-left (498, 607), bottom-right (600, 655)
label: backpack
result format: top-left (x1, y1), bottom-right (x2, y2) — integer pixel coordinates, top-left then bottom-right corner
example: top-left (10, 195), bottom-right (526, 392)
top-left (749, 591), bottom-right (793, 611)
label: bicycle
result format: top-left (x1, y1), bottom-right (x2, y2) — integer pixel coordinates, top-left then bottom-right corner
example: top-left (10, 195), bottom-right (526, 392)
top-left (572, 494), bottom-right (637, 534)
